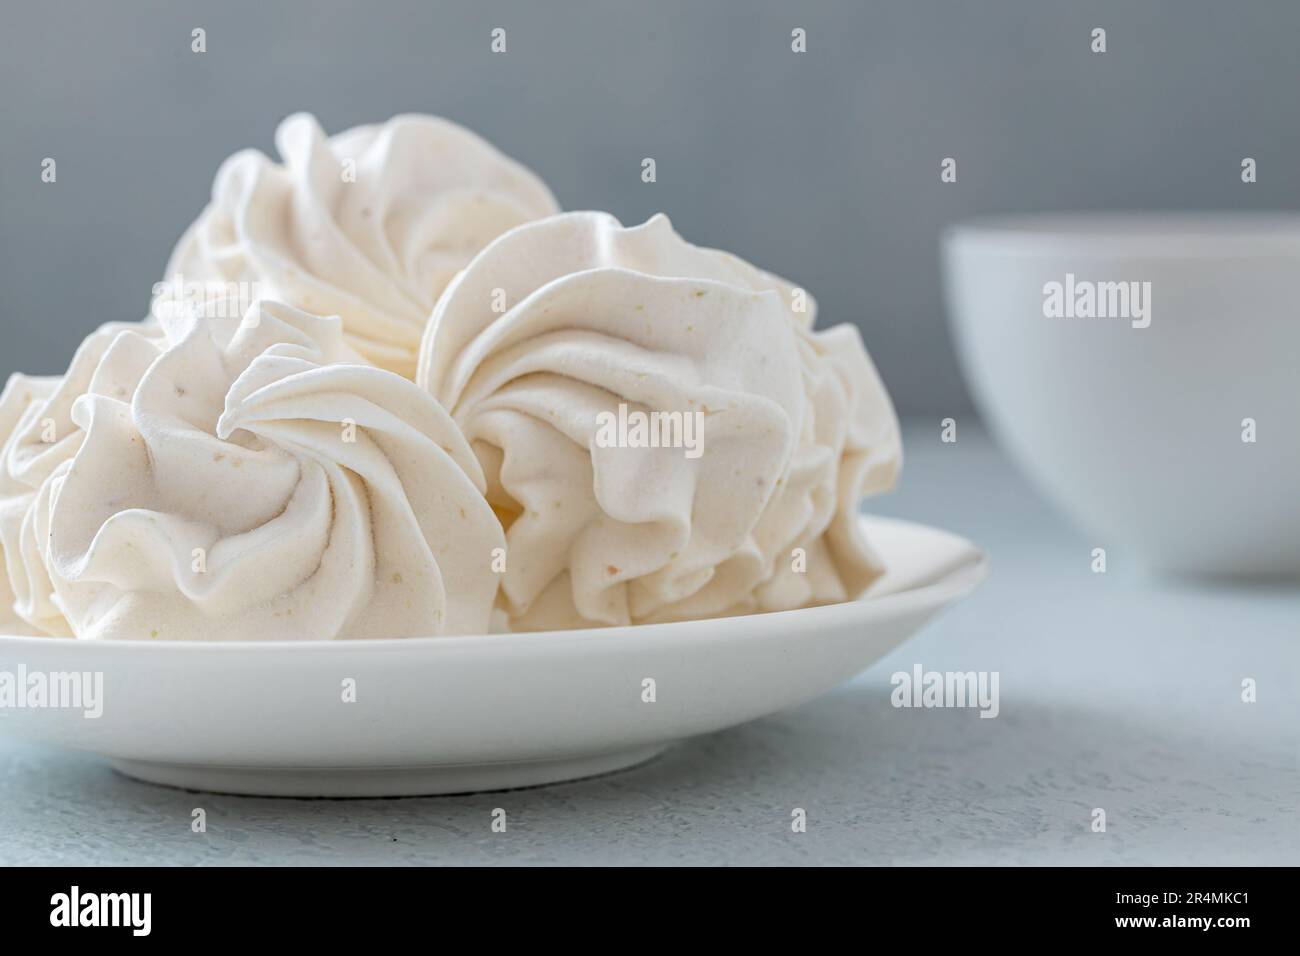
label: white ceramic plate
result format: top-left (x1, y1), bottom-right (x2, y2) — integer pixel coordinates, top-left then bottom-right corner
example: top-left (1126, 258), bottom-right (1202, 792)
top-left (0, 517), bottom-right (986, 797)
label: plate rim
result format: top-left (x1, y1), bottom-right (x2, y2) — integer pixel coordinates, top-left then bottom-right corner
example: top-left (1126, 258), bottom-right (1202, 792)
top-left (0, 516), bottom-right (987, 655)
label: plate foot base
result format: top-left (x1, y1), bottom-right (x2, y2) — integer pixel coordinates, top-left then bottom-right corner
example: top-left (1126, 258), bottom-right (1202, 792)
top-left (109, 744), bottom-right (669, 797)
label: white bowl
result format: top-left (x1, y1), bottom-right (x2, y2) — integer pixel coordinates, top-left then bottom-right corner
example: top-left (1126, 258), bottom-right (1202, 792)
top-left (944, 212), bottom-right (1300, 579)
top-left (0, 516), bottom-right (985, 797)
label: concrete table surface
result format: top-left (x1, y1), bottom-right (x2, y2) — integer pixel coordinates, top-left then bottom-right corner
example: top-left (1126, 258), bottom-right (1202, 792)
top-left (1, 422), bottom-right (1296, 866)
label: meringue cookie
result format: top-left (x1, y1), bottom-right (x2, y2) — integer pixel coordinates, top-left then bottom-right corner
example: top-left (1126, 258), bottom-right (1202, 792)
top-left (0, 372), bottom-right (61, 635)
top-left (35, 301), bottom-right (503, 641)
top-left (164, 113), bottom-right (560, 379)
top-left (0, 320), bottom-right (163, 636)
top-left (417, 211), bottom-right (901, 629)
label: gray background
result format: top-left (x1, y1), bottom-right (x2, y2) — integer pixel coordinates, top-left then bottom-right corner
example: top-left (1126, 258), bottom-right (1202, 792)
top-left (3, 0), bottom-right (1299, 415)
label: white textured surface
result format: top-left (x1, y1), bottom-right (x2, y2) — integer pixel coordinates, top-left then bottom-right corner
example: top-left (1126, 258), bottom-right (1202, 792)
top-left (0, 422), bottom-right (1295, 865)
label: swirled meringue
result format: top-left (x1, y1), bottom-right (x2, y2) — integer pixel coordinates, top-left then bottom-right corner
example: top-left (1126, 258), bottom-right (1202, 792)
top-left (0, 372), bottom-right (61, 635)
top-left (0, 320), bottom-right (163, 637)
top-left (417, 211), bottom-right (901, 629)
top-left (164, 113), bottom-right (560, 379)
top-left (15, 301), bottom-right (502, 641)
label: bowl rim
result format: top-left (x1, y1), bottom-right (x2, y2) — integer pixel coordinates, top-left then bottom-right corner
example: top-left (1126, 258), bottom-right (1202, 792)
top-left (943, 210), bottom-right (1300, 257)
